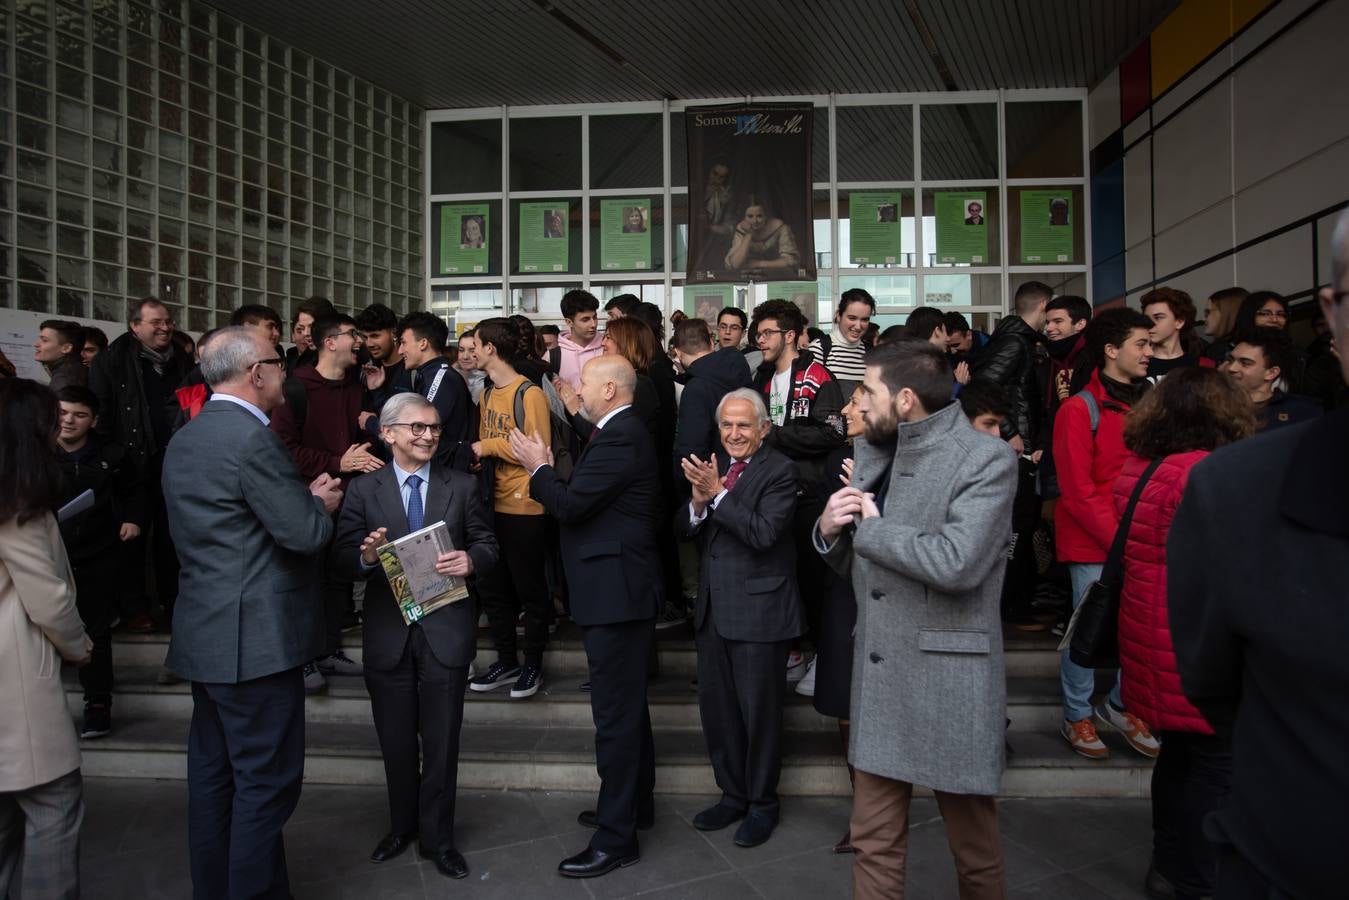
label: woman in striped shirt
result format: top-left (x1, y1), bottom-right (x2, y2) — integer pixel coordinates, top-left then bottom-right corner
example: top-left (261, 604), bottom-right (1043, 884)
top-left (808, 288), bottom-right (876, 392)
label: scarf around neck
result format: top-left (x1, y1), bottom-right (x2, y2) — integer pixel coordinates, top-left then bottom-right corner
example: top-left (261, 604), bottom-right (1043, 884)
top-left (137, 341), bottom-right (174, 376)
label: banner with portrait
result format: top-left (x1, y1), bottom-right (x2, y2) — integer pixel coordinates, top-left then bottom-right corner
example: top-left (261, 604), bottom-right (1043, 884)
top-left (685, 103), bottom-right (815, 284)
top-left (600, 199), bottom-right (652, 271)
top-left (439, 204), bottom-right (489, 274)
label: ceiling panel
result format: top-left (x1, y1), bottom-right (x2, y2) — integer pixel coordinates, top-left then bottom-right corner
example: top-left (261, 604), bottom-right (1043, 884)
top-left (206, 0), bottom-right (1179, 111)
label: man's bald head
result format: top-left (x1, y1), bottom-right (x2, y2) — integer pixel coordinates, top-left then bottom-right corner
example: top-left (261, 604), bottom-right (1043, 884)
top-left (578, 355), bottom-right (636, 422)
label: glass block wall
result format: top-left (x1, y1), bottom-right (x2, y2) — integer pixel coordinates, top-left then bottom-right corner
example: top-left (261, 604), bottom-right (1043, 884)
top-left (0, 0), bottom-right (423, 332)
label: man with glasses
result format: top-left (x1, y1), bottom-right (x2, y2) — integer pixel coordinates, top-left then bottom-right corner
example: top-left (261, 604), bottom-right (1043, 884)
top-left (270, 313), bottom-right (384, 692)
top-left (333, 392), bottom-right (498, 881)
top-left (749, 299), bottom-right (846, 692)
top-left (90, 296), bottom-right (193, 635)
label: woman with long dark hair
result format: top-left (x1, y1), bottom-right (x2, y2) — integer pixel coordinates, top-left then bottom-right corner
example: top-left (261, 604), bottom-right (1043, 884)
top-left (0, 379), bottom-right (92, 898)
top-left (1114, 367), bottom-right (1256, 900)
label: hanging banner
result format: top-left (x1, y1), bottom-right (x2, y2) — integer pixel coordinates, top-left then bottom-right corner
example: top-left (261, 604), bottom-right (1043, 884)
top-left (685, 103), bottom-right (816, 284)
top-left (438, 204), bottom-right (489, 274)
top-left (1019, 191), bottom-right (1074, 263)
top-left (518, 202), bottom-right (570, 273)
top-left (934, 192), bottom-right (988, 265)
top-left (685, 284), bottom-right (736, 327)
top-left (848, 192), bottom-right (903, 264)
top-left (600, 199), bottom-right (652, 271)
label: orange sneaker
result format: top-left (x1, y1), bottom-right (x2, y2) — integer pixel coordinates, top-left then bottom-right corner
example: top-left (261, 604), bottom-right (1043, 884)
top-left (1096, 703), bottom-right (1162, 759)
top-left (1062, 718), bottom-right (1109, 759)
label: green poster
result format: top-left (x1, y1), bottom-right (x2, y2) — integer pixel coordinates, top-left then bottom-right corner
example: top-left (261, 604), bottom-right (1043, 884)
top-left (770, 281), bottom-right (819, 329)
top-left (686, 284), bottom-right (735, 326)
top-left (1019, 191), bottom-right (1074, 264)
top-left (439, 204), bottom-right (489, 274)
top-left (518, 202), bottom-right (570, 273)
top-left (600, 199), bottom-right (652, 271)
top-left (934, 192), bottom-right (988, 264)
top-left (849, 192), bottom-right (903, 264)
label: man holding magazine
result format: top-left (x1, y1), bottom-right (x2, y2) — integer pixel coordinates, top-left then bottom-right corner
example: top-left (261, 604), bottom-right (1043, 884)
top-left (333, 392), bottom-right (498, 881)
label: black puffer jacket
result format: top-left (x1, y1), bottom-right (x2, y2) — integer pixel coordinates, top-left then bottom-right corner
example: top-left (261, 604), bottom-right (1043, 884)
top-left (88, 332), bottom-right (191, 469)
top-left (970, 315), bottom-right (1043, 450)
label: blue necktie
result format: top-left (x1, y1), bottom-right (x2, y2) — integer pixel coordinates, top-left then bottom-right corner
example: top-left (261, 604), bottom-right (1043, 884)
top-left (405, 474), bottom-right (424, 532)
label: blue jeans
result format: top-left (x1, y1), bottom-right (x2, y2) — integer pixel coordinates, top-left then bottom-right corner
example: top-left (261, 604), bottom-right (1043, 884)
top-left (1060, 563), bottom-right (1123, 722)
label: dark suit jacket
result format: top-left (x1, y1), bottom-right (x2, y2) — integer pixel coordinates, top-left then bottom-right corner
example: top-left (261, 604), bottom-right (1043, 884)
top-left (333, 464), bottom-right (498, 671)
top-left (1168, 407), bottom-right (1349, 898)
top-left (162, 400), bottom-right (333, 683)
top-left (677, 446), bottom-right (803, 643)
top-left (529, 407), bottom-right (663, 626)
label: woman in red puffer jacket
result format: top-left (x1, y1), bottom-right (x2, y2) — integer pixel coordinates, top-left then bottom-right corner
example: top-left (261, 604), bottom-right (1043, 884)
top-left (1114, 367), bottom-right (1255, 900)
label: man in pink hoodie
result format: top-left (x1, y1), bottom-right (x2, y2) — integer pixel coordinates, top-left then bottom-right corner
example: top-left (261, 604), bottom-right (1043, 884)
top-left (554, 290), bottom-right (605, 389)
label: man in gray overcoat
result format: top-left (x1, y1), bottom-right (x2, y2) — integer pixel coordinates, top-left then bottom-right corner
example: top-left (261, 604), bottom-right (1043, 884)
top-left (814, 340), bottom-right (1017, 900)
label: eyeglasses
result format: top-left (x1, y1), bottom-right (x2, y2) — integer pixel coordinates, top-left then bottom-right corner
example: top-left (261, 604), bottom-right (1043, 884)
top-left (756, 329), bottom-right (789, 343)
top-left (717, 323), bottom-right (744, 332)
top-left (330, 329), bottom-right (360, 341)
top-left (141, 318), bottom-right (174, 328)
top-left (1254, 309), bottom-right (1288, 320)
top-left (388, 422), bottom-right (443, 436)
top-left (249, 357), bottom-right (285, 371)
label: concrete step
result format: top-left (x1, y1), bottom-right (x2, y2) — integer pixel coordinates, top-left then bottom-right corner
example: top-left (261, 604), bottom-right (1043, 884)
top-left (74, 714), bottom-right (1153, 798)
top-left (68, 665), bottom-right (1092, 733)
top-left (108, 621), bottom-right (1067, 678)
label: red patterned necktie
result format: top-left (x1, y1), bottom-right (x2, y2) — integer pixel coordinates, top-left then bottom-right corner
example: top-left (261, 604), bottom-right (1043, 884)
top-left (724, 460), bottom-right (747, 491)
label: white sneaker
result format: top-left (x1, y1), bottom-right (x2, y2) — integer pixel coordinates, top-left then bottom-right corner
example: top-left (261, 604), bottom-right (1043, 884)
top-left (795, 657), bottom-right (817, 697)
top-left (1094, 702), bottom-right (1161, 758)
top-left (785, 650), bottom-right (808, 683)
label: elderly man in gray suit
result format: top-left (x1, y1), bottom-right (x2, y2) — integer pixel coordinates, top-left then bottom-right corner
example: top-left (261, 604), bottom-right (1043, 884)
top-left (162, 326), bottom-right (343, 900)
top-left (814, 340), bottom-right (1017, 900)
top-left (679, 388), bottom-right (804, 849)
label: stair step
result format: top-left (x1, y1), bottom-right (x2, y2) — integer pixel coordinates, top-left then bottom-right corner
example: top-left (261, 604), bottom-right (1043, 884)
top-left (107, 622), bottom-right (1067, 678)
top-left (75, 715), bottom-right (1151, 798)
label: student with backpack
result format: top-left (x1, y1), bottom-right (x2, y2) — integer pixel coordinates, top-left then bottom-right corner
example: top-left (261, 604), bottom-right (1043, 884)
top-left (1053, 307), bottom-right (1160, 761)
top-left (468, 317), bottom-right (554, 700)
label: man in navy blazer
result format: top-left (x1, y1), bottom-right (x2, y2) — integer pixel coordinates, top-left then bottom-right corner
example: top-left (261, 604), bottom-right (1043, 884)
top-left (679, 388), bottom-right (803, 848)
top-left (509, 355), bottom-right (663, 879)
top-left (162, 327), bottom-right (343, 900)
top-left (332, 392), bottom-right (498, 880)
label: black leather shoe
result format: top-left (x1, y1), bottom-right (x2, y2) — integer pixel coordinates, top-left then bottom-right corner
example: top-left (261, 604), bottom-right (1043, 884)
top-left (419, 846), bottom-right (469, 879)
top-left (557, 846), bottom-right (639, 878)
top-left (370, 832), bottom-right (416, 862)
top-left (691, 804), bottom-right (745, 831)
top-left (732, 812), bottom-right (777, 848)
top-left (577, 809), bottom-right (654, 831)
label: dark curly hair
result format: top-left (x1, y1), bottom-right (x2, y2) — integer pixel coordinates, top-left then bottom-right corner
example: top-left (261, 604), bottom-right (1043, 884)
top-left (1123, 366), bottom-right (1255, 458)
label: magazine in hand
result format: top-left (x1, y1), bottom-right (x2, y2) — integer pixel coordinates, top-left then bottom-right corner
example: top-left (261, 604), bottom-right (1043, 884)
top-left (375, 520), bottom-right (469, 625)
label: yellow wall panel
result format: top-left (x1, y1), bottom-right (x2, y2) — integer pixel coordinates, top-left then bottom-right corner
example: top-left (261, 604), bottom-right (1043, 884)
top-left (1151, 0), bottom-right (1232, 97)
top-left (1232, 0), bottom-right (1276, 33)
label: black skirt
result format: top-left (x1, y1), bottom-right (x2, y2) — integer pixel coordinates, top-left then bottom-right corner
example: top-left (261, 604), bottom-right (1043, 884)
top-left (812, 571), bottom-right (858, 720)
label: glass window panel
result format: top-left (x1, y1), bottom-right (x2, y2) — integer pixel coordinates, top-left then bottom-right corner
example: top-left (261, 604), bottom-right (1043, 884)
top-left (17, 150), bottom-right (52, 185)
top-left (126, 267), bottom-right (154, 296)
top-left (159, 159), bottom-right (184, 190)
top-left (92, 109), bottom-right (120, 141)
top-left (509, 117), bottom-right (581, 192)
top-left (126, 177), bottom-right (152, 208)
top-left (93, 201), bottom-right (120, 232)
top-left (57, 160), bottom-right (88, 194)
top-left (589, 114), bottom-right (662, 190)
top-left (921, 272), bottom-right (1003, 308)
top-left (159, 245), bottom-right (182, 274)
top-left (93, 47), bottom-right (120, 80)
top-left (18, 215), bottom-right (52, 250)
top-left (92, 230), bottom-right (119, 262)
top-left (55, 128), bottom-right (87, 162)
top-left (837, 274), bottom-right (916, 308)
top-left (92, 14), bottom-right (120, 50)
top-left (94, 263), bottom-right (121, 293)
top-left (17, 116), bottom-right (49, 152)
top-left (55, 33), bottom-right (86, 69)
top-left (18, 248), bottom-right (51, 281)
top-left (920, 104), bottom-right (998, 181)
top-left (18, 184), bottom-right (50, 217)
top-left (128, 90), bottom-right (154, 122)
top-left (836, 105), bottom-right (914, 182)
top-left (127, 209), bottom-right (153, 239)
top-left (15, 17), bottom-right (49, 56)
top-left (1005, 101), bottom-right (1083, 179)
top-left (17, 85), bottom-right (50, 120)
top-left (127, 121), bottom-right (153, 151)
top-left (56, 289), bottom-right (89, 317)
top-left (56, 97), bottom-right (85, 131)
top-left (16, 283), bottom-right (50, 313)
top-left (189, 194), bottom-right (210, 223)
top-left (57, 256), bottom-right (88, 287)
top-left (92, 170), bottom-right (118, 201)
top-left (126, 148), bottom-right (151, 179)
top-left (55, 192), bottom-right (85, 225)
top-left (16, 50), bottom-right (49, 88)
top-left (55, 64), bottom-right (86, 99)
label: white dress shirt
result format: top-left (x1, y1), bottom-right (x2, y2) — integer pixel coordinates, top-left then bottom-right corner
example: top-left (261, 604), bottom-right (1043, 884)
top-left (208, 392), bottom-right (269, 425)
top-left (688, 453), bottom-right (753, 527)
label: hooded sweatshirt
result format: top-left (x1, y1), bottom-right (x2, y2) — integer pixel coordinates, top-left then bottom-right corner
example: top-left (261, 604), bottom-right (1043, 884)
top-left (269, 363), bottom-right (366, 481)
top-left (555, 330), bottom-right (605, 389)
top-left (673, 346), bottom-right (754, 484)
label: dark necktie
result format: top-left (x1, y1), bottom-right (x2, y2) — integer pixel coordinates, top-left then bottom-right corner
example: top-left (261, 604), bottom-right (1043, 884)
top-left (724, 460), bottom-right (747, 491)
top-left (405, 474), bottom-right (424, 532)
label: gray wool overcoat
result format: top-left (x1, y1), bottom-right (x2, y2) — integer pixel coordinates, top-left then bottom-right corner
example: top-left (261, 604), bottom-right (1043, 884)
top-left (816, 402), bottom-right (1018, 795)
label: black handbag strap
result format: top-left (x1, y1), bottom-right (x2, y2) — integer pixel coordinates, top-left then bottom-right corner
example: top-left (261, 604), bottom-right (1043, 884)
top-left (1099, 456), bottom-right (1165, 584)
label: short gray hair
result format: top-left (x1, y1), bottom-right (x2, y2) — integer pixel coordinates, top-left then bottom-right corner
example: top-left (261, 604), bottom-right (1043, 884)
top-left (1333, 208), bottom-right (1349, 286)
top-left (199, 326), bottom-right (261, 387)
top-left (379, 391), bottom-right (436, 430)
top-left (716, 387), bottom-right (770, 425)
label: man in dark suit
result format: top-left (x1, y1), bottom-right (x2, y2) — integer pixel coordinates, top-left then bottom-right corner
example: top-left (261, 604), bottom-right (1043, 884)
top-left (679, 388), bottom-right (803, 848)
top-left (1168, 210), bottom-right (1349, 899)
top-left (332, 392), bottom-right (498, 880)
top-left (508, 355), bottom-right (663, 879)
top-left (162, 327), bottom-right (343, 900)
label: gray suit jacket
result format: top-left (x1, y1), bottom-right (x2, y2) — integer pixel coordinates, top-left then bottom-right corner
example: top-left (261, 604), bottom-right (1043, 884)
top-left (816, 402), bottom-right (1017, 795)
top-left (678, 446), bottom-right (803, 643)
top-left (332, 464), bottom-right (498, 671)
top-left (163, 399), bottom-right (333, 683)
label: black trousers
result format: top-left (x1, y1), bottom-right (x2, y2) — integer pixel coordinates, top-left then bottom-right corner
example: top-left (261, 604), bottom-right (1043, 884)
top-left (187, 668), bottom-right (305, 900)
top-left (1153, 730), bottom-right (1233, 899)
top-left (120, 489), bottom-right (180, 619)
top-left (581, 619), bottom-right (657, 855)
top-left (71, 549), bottom-right (118, 706)
top-left (695, 603), bottom-right (791, 820)
top-left (1000, 458), bottom-right (1040, 622)
top-left (476, 512), bottom-right (552, 666)
top-left (365, 626), bottom-right (468, 851)
top-left (793, 497), bottom-right (828, 644)
top-left (320, 572), bottom-right (352, 658)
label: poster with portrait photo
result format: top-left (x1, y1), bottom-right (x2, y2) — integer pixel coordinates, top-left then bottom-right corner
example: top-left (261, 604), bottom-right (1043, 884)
top-left (1019, 190), bottom-right (1073, 264)
top-left (518, 202), bottom-right (570, 272)
top-left (438, 204), bottom-right (490, 274)
top-left (685, 103), bottom-right (815, 284)
top-left (769, 281), bottom-right (819, 330)
top-left (684, 284), bottom-right (736, 327)
top-left (934, 192), bottom-right (988, 265)
top-left (600, 199), bottom-right (652, 271)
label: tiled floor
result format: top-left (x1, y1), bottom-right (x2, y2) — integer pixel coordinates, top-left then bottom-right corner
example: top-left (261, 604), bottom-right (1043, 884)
top-left (77, 778), bottom-right (1154, 899)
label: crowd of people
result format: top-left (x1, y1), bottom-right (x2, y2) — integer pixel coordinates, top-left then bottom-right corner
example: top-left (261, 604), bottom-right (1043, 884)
top-left (1, 210), bottom-right (1346, 899)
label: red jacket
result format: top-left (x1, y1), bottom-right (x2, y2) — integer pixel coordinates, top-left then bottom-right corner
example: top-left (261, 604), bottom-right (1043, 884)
top-left (1053, 369), bottom-right (1134, 563)
top-left (1114, 451), bottom-right (1214, 735)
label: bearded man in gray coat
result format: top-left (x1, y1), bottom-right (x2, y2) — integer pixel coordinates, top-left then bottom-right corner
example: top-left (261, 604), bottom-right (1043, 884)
top-left (814, 340), bottom-right (1017, 900)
